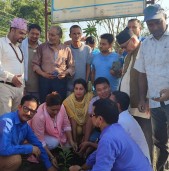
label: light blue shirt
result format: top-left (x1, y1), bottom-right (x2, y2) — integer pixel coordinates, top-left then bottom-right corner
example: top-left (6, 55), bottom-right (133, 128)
top-left (87, 124), bottom-right (152, 171)
top-left (0, 111), bottom-right (52, 169)
top-left (92, 52), bottom-right (120, 91)
top-left (67, 44), bottom-right (92, 91)
top-left (92, 48), bottom-right (100, 56)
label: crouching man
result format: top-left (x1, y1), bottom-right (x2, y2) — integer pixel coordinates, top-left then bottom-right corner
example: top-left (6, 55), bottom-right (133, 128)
top-left (0, 95), bottom-right (57, 171)
top-left (69, 99), bottom-right (152, 171)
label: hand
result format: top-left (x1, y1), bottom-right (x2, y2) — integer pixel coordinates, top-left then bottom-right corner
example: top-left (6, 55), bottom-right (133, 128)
top-left (138, 100), bottom-right (147, 113)
top-left (152, 88), bottom-right (169, 102)
top-left (48, 166), bottom-right (58, 171)
top-left (70, 140), bottom-right (78, 152)
top-left (78, 141), bottom-right (90, 154)
top-left (51, 157), bottom-right (58, 168)
top-left (69, 165), bottom-right (81, 171)
top-left (32, 146), bottom-right (41, 158)
top-left (12, 75), bottom-right (22, 87)
top-left (145, 100), bottom-right (150, 116)
top-left (57, 71), bottom-right (69, 79)
top-left (42, 72), bottom-right (56, 79)
top-left (110, 69), bottom-right (122, 78)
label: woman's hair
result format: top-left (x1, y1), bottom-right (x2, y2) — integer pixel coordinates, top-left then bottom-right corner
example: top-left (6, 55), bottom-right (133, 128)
top-left (46, 92), bottom-right (62, 106)
top-left (73, 78), bottom-right (88, 92)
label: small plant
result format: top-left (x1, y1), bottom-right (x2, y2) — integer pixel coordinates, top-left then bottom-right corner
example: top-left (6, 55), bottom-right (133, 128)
top-left (83, 24), bottom-right (97, 37)
top-left (58, 147), bottom-right (73, 171)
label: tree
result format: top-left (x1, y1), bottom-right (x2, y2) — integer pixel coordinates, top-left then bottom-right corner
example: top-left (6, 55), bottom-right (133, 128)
top-left (0, 0), bottom-right (15, 37)
top-left (0, 0), bottom-right (51, 41)
top-left (11, 0), bottom-right (47, 41)
top-left (83, 17), bottom-right (130, 51)
top-left (82, 0), bottom-right (169, 51)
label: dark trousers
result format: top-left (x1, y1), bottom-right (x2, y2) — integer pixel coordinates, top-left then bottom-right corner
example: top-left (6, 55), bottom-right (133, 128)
top-left (151, 103), bottom-right (169, 171)
top-left (39, 76), bottom-right (67, 103)
top-left (134, 116), bottom-right (153, 161)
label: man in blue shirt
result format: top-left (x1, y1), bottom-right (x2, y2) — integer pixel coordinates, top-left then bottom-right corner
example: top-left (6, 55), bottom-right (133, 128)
top-left (70, 99), bottom-right (152, 171)
top-left (91, 33), bottom-right (122, 91)
top-left (0, 95), bottom-right (57, 171)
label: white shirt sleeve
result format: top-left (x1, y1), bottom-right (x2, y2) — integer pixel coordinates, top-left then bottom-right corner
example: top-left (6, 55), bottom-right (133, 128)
top-left (0, 40), bottom-right (14, 82)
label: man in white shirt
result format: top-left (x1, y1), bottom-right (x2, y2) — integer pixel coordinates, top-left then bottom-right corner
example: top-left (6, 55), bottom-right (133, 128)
top-left (0, 18), bottom-right (27, 115)
top-left (116, 27), bottom-right (153, 160)
top-left (110, 91), bottom-right (150, 163)
top-left (134, 4), bottom-right (169, 171)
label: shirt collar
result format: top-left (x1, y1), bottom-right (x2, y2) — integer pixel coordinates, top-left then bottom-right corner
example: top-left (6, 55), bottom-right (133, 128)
top-left (14, 111), bottom-right (26, 126)
top-left (5, 35), bottom-right (19, 46)
top-left (47, 41), bottom-right (62, 48)
top-left (70, 42), bottom-right (83, 49)
top-left (119, 110), bottom-right (129, 115)
top-left (5, 35), bottom-right (12, 44)
top-left (100, 125), bottom-right (111, 139)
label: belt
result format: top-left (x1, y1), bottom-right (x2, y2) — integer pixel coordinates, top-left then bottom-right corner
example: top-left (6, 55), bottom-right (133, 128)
top-left (0, 81), bottom-right (16, 87)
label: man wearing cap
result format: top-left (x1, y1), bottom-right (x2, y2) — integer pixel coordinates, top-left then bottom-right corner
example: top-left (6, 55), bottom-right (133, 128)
top-left (116, 27), bottom-right (153, 161)
top-left (0, 18), bottom-right (27, 115)
top-left (121, 18), bottom-right (145, 58)
top-left (134, 4), bottom-right (169, 171)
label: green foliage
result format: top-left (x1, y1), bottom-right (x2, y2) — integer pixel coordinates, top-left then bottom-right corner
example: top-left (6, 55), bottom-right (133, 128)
top-left (0, 0), bottom-right (14, 37)
top-left (0, 0), bottom-right (52, 41)
top-left (58, 147), bottom-right (73, 171)
top-left (83, 24), bottom-right (97, 37)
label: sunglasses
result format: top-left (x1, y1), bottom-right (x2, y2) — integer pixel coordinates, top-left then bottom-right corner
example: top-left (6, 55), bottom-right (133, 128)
top-left (23, 106), bottom-right (37, 115)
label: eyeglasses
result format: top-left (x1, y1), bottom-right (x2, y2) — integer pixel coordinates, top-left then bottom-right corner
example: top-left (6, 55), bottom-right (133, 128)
top-left (90, 114), bottom-right (96, 118)
top-left (23, 106), bottom-right (37, 115)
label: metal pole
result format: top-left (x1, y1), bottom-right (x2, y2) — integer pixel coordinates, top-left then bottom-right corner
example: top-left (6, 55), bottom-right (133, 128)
top-left (45, 0), bottom-right (48, 41)
top-left (146, 0), bottom-right (155, 5)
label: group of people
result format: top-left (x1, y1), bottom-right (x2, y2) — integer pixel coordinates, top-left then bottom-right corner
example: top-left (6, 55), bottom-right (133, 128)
top-left (0, 3), bottom-right (169, 171)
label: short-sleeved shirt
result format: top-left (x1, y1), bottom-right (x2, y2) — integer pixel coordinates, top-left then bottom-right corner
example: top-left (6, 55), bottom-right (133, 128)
top-left (67, 44), bottom-right (92, 91)
top-left (134, 29), bottom-right (169, 108)
top-left (92, 52), bottom-right (120, 91)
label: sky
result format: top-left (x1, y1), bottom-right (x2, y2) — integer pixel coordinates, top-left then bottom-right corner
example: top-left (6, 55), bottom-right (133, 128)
top-left (60, 0), bottom-right (169, 41)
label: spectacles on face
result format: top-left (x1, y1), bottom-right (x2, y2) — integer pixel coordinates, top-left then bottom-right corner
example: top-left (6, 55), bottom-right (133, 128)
top-left (23, 106), bottom-right (37, 115)
top-left (90, 114), bottom-right (96, 118)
